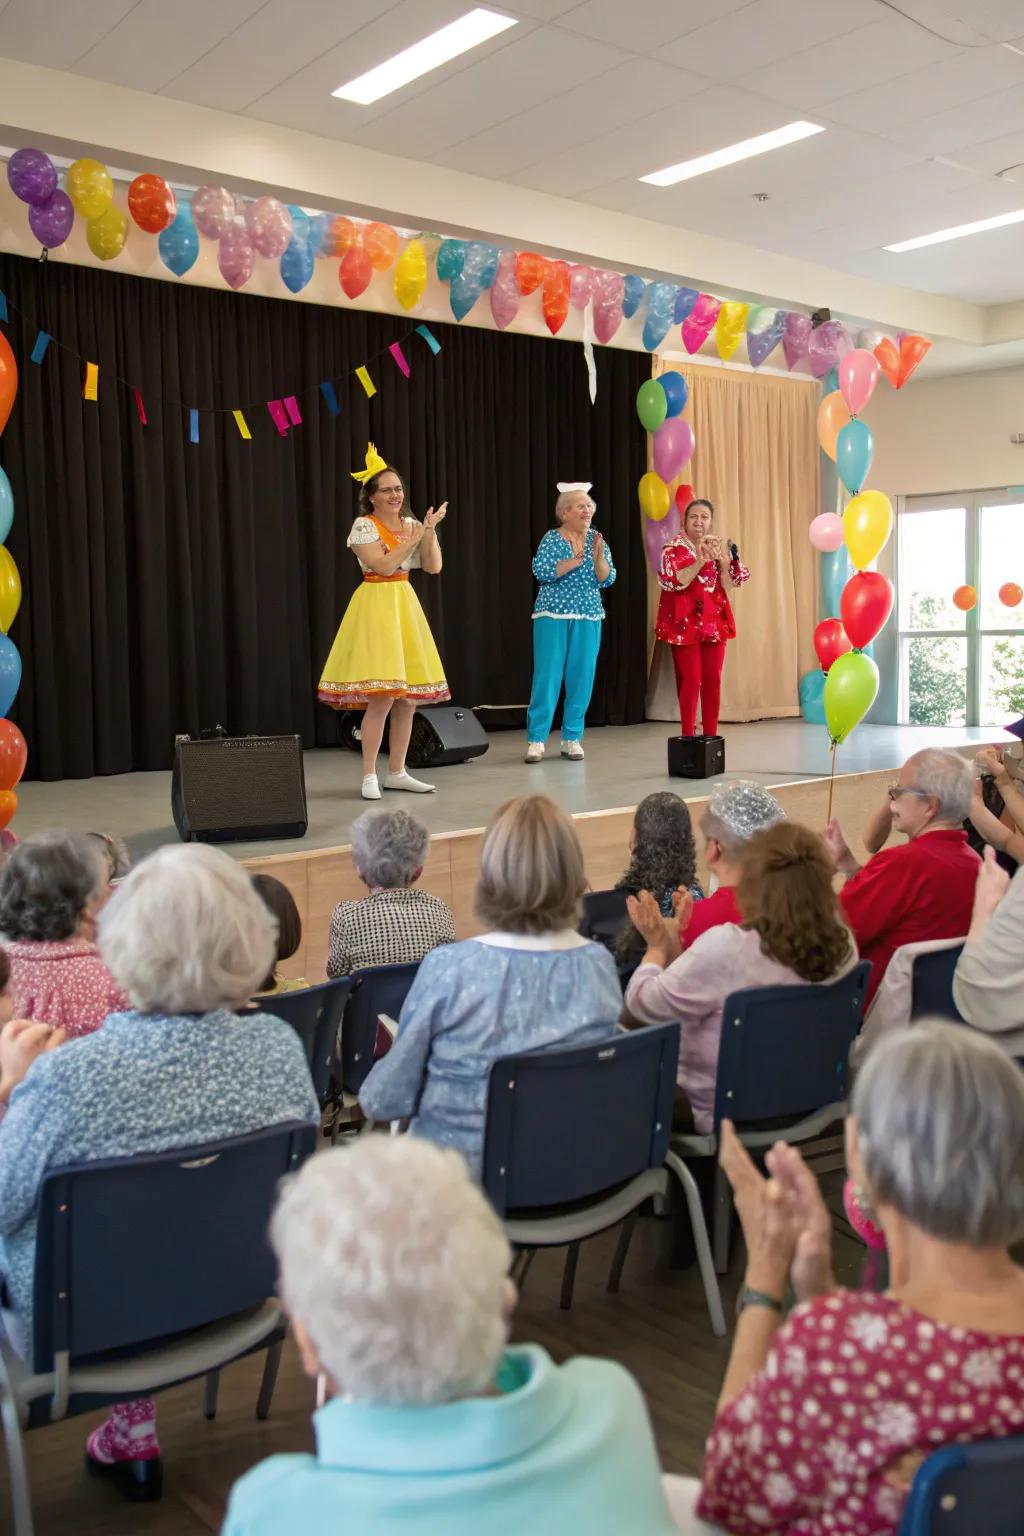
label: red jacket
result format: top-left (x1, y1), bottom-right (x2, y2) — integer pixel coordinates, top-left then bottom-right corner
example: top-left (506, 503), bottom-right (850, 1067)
top-left (656, 538), bottom-right (748, 647)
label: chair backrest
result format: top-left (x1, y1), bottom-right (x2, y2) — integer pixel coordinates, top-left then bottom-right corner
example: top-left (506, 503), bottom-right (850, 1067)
top-left (341, 960), bottom-right (421, 1092)
top-left (257, 977), bottom-right (354, 1101)
top-left (898, 1436), bottom-right (1024, 1536)
top-left (713, 961), bottom-right (870, 1129)
top-left (481, 1023), bottom-right (679, 1216)
top-left (32, 1121), bottom-right (316, 1372)
top-left (911, 944), bottom-right (966, 1023)
top-left (579, 888), bottom-right (629, 949)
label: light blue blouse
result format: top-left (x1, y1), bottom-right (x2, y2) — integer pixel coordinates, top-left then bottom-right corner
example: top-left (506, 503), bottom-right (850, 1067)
top-left (222, 1343), bottom-right (681, 1536)
top-left (531, 527), bottom-right (616, 621)
top-left (358, 934), bottom-right (622, 1177)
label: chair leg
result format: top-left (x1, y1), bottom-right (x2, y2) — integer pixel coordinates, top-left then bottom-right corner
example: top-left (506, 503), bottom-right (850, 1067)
top-left (510, 1248), bottom-right (536, 1291)
top-left (666, 1155), bottom-right (727, 1338)
top-left (256, 1338), bottom-right (283, 1421)
top-left (712, 1163), bottom-right (734, 1275)
top-left (560, 1242), bottom-right (581, 1311)
top-left (0, 1383), bottom-right (34, 1536)
top-left (607, 1211), bottom-right (639, 1294)
top-left (202, 1369), bottom-right (220, 1421)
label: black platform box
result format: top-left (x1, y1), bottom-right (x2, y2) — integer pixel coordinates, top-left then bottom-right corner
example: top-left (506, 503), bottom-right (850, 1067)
top-left (668, 734), bottom-right (725, 779)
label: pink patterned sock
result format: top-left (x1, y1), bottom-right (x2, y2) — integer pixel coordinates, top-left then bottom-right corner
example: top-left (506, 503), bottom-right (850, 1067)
top-left (86, 1397), bottom-right (160, 1463)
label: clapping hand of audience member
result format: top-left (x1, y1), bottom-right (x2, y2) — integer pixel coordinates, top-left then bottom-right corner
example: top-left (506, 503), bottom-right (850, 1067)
top-left (969, 845), bottom-right (1011, 941)
top-left (671, 885), bottom-right (694, 940)
top-left (823, 817), bottom-right (860, 877)
top-left (0, 1017), bottom-right (65, 1106)
top-left (626, 889), bottom-right (675, 968)
top-left (720, 1120), bottom-right (834, 1302)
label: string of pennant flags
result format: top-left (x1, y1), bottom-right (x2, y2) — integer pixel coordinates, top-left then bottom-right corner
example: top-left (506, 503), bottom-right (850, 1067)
top-left (0, 286), bottom-right (441, 444)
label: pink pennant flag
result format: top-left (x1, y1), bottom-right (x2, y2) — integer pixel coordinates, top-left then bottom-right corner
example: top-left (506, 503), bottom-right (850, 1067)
top-left (134, 389), bottom-right (148, 426)
top-left (267, 400), bottom-right (290, 436)
top-left (388, 342), bottom-right (410, 378)
top-left (284, 395), bottom-right (302, 426)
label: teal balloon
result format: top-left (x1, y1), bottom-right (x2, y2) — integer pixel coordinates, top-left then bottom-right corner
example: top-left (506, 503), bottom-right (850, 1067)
top-left (636, 378), bottom-right (667, 433)
top-left (799, 668), bottom-right (826, 724)
top-left (824, 651), bottom-right (879, 745)
top-left (821, 544), bottom-right (853, 619)
top-left (0, 467), bottom-right (13, 546)
top-left (436, 239), bottom-right (466, 281)
top-left (0, 634), bottom-right (21, 717)
top-left (158, 209), bottom-right (198, 276)
top-left (823, 367), bottom-right (839, 393)
top-left (287, 205), bottom-right (310, 245)
top-left (836, 418), bottom-right (874, 496)
top-left (659, 370), bottom-right (688, 418)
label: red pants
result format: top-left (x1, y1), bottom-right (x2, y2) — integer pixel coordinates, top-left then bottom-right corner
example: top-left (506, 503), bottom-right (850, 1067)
top-left (672, 642), bottom-right (726, 736)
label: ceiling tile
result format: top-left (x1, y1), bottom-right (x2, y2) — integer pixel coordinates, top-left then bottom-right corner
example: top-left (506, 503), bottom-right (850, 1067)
top-left (953, 130), bottom-right (1024, 178)
top-left (0, 0), bottom-right (138, 68)
top-left (822, 42), bottom-right (1024, 133)
top-left (661, 0), bottom-right (884, 81)
top-left (503, 0), bottom-right (582, 16)
top-left (878, 80), bottom-right (1024, 157)
top-left (555, 0), bottom-right (750, 53)
top-left (71, 0), bottom-right (269, 93)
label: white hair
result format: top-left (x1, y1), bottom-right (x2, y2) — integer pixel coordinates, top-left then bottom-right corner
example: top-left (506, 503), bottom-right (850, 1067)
top-left (350, 809), bottom-right (429, 889)
top-left (904, 748), bottom-right (972, 825)
top-left (98, 843), bottom-right (276, 1014)
top-left (555, 489), bottom-right (595, 520)
top-left (270, 1137), bottom-right (511, 1404)
top-left (853, 1021), bottom-right (1024, 1248)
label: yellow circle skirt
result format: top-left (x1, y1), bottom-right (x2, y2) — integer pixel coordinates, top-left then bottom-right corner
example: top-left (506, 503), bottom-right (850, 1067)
top-left (317, 579), bottom-right (450, 711)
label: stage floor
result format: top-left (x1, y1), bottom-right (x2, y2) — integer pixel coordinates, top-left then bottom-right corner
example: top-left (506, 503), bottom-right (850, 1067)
top-left (15, 719), bottom-right (1014, 861)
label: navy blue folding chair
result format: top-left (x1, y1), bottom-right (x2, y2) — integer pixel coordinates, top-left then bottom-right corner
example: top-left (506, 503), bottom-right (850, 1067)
top-left (898, 1435), bottom-right (1024, 1535)
top-left (578, 889), bottom-right (628, 952)
top-left (0, 1121), bottom-right (315, 1536)
top-left (340, 960), bottom-right (420, 1094)
top-left (911, 944), bottom-right (966, 1023)
top-left (673, 961), bottom-right (871, 1272)
top-left (482, 1023), bottom-right (725, 1335)
top-left (257, 977), bottom-right (354, 1102)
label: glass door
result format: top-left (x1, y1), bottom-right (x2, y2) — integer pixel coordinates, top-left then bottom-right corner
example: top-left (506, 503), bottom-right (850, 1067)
top-left (896, 498), bottom-right (968, 725)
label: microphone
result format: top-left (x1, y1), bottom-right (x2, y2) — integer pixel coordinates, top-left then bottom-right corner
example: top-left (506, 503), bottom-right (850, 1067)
top-left (728, 540), bottom-right (740, 561)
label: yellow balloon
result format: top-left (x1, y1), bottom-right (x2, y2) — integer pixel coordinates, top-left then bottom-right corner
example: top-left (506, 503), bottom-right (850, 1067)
top-left (86, 205), bottom-right (128, 262)
top-left (638, 471), bottom-right (670, 521)
top-left (67, 157), bottom-right (113, 220)
top-left (715, 300), bottom-right (749, 362)
top-left (0, 546), bottom-right (21, 635)
top-left (844, 490), bottom-right (893, 570)
top-left (393, 238), bottom-right (427, 311)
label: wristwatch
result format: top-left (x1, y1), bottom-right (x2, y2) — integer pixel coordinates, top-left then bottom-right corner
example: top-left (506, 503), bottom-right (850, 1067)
top-left (736, 1286), bottom-right (784, 1317)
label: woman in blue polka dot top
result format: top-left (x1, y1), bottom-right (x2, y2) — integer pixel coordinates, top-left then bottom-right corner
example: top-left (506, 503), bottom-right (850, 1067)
top-left (525, 484), bottom-right (616, 763)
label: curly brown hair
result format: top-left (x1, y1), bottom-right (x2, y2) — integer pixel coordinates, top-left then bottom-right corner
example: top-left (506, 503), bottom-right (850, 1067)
top-left (736, 822), bottom-right (852, 983)
top-left (358, 466), bottom-right (407, 518)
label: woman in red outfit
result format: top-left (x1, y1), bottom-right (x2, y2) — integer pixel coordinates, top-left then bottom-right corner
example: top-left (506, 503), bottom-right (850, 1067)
top-left (656, 498), bottom-right (749, 737)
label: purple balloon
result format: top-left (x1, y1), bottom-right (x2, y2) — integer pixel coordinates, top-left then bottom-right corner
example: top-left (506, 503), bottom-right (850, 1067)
top-left (747, 306), bottom-right (785, 368)
top-left (28, 190), bottom-right (73, 249)
top-left (489, 250), bottom-right (519, 330)
top-left (808, 319), bottom-right (853, 379)
top-left (244, 196), bottom-right (292, 259)
top-left (644, 503), bottom-right (681, 573)
top-left (783, 312), bottom-right (813, 371)
top-left (592, 270), bottom-right (624, 343)
top-left (8, 147), bottom-right (57, 207)
top-left (653, 419), bottom-right (695, 482)
top-left (218, 224), bottom-right (254, 290)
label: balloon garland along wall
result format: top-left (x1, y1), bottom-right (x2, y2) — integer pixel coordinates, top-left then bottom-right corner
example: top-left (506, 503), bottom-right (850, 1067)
top-left (0, 330), bottom-right (27, 830)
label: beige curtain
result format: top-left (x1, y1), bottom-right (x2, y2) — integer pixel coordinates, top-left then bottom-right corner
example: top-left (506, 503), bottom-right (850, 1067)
top-left (646, 361), bottom-right (819, 723)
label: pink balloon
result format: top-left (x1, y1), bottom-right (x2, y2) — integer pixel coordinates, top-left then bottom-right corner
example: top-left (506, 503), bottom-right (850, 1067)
top-left (218, 224), bottom-right (254, 290)
top-left (838, 348), bottom-right (881, 416)
top-left (592, 270), bottom-right (624, 343)
top-left (808, 320), bottom-right (852, 379)
top-left (192, 184), bottom-right (236, 239)
top-left (653, 419), bottom-right (695, 482)
top-left (681, 293), bottom-right (720, 355)
top-left (489, 250), bottom-right (519, 330)
top-left (783, 312), bottom-right (812, 371)
top-left (809, 512), bottom-right (845, 552)
top-left (569, 264), bottom-right (595, 310)
top-left (644, 503), bottom-right (680, 572)
top-left (244, 196), bottom-right (292, 259)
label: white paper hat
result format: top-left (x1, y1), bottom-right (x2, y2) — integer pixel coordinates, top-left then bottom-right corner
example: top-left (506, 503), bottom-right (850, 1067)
top-left (556, 481), bottom-right (592, 493)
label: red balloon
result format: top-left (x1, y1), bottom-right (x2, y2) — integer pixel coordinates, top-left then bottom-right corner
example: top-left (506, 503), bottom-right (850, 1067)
top-left (127, 173), bottom-right (176, 234)
top-left (813, 618), bottom-right (852, 673)
top-left (542, 260), bottom-right (570, 335)
top-left (674, 482), bottom-right (696, 514)
top-left (873, 335), bottom-right (900, 390)
top-left (515, 251), bottom-right (548, 296)
top-left (897, 333), bottom-right (931, 389)
top-left (339, 245), bottom-right (372, 299)
top-left (0, 789), bottom-right (17, 830)
top-left (0, 719), bottom-right (27, 791)
top-left (0, 330), bottom-right (18, 439)
top-left (840, 571), bottom-right (894, 650)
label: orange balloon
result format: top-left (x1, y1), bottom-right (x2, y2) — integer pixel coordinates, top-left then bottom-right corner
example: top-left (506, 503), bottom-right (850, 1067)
top-left (0, 789), bottom-right (17, 830)
top-left (0, 719), bottom-right (26, 790)
top-left (127, 173), bottom-right (176, 234)
top-left (817, 390), bottom-right (851, 462)
top-left (897, 333), bottom-right (931, 389)
top-left (874, 336), bottom-right (900, 390)
top-left (541, 260), bottom-right (570, 335)
top-left (0, 329), bottom-right (18, 439)
top-left (999, 581), bottom-right (1023, 608)
top-left (362, 221), bottom-right (398, 272)
top-left (515, 251), bottom-right (548, 296)
top-left (952, 584), bottom-right (977, 612)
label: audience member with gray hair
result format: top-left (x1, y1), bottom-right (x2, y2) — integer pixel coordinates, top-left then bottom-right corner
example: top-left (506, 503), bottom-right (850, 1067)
top-left (674, 780), bottom-right (785, 954)
top-left (223, 1136), bottom-right (681, 1536)
top-left (0, 831), bottom-right (127, 1036)
top-left (326, 808), bottom-right (454, 978)
top-left (0, 842), bottom-right (318, 1503)
top-left (662, 1021), bottom-right (1024, 1536)
top-left (825, 748), bottom-right (980, 1007)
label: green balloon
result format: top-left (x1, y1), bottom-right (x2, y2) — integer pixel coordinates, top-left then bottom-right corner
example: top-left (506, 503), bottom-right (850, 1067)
top-left (823, 651), bottom-right (879, 745)
top-left (636, 378), bottom-right (667, 434)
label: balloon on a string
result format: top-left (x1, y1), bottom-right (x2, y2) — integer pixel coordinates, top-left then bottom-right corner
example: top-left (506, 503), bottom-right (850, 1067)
top-left (644, 503), bottom-right (680, 572)
top-left (799, 668), bottom-right (826, 724)
top-left (0, 718), bottom-right (27, 790)
top-left (66, 158), bottom-right (113, 220)
top-left (0, 546), bottom-right (21, 634)
top-left (844, 490), bottom-right (893, 569)
top-left (674, 482), bottom-right (696, 515)
top-left (0, 330), bottom-right (19, 440)
top-left (0, 790), bottom-right (17, 830)
top-left (636, 379), bottom-right (667, 433)
top-left (0, 634), bottom-right (21, 718)
top-left (813, 618), bottom-right (852, 673)
top-left (653, 419), bottom-right (695, 482)
top-left (128, 174), bottom-right (176, 234)
top-left (836, 418), bottom-right (874, 496)
top-left (817, 392), bottom-right (850, 461)
top-left (0, 468), bottom-right (13, 545)
top-left (638, 472), bottom-right (670, 521)
top-left (158, 208), bottom-right (199, 276)
top-left (86, 205), bottom-right (128, 261)
top-left (824, 650), bottom-right (879, 745)
top-left (838, 348), bottom-right (880, 415)
top-left (809, 512), bottom-right (844, 553)
top-left (841, 571), bottom-right (894, 649)
top-left (28, 190), bottom-right (73, 250)
top-left (659, 371), bottom-right (688, 418)
top-left (7, 148), bottom-right (57, 206)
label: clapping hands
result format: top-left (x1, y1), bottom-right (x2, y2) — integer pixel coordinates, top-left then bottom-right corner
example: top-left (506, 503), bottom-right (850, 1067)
top-left (423, 502), bottom-right (448, 531)
top-left (625, 888), bottom-right (682, 966)
top-left (719, 1121), bottom-right (835, 1301)
top-left (0, 1018), bottom-right (65, 1105)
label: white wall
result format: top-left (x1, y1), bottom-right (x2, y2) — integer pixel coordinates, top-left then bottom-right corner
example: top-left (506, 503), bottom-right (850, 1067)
top-left (866, 365), bottom-right (1024, 497)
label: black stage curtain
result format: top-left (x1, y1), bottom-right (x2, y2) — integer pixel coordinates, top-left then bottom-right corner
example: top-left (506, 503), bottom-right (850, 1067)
top-left (0, 253), bottom-right (648, 780)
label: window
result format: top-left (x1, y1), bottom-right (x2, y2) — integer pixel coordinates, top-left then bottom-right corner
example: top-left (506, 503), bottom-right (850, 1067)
top-left (897, 492), bottom-right (1024, 726)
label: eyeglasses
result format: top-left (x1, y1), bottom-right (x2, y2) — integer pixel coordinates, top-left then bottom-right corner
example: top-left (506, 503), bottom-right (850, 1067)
top-left (886, 785), bottom-right (931, 801)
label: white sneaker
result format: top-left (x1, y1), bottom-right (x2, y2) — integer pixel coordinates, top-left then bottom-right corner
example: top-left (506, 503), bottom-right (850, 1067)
top-left (561, 740), bottom-right (585, 760)
top-left (383, 770), bottom-right (436, 794)
top-left (525, 742), bottom-right (545, 763)
top-left (361, 773), bottom-right (381, 800)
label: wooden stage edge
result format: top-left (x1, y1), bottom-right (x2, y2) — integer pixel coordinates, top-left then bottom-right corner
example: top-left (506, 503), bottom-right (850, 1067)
top-left (246, 765), bottom-right (899, 988)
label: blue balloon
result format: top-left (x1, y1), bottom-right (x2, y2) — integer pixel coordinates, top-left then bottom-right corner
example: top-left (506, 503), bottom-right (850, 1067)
top-left (836, 418), bottom-right (874, 496)
top-left (281, 238), bottom-right (314, 294)
top-left (642, 282), bottom-right (677, 351)
top-left (0, 634), bottom-right (22, 718)
top-left (622, 273), bottom-right (645, 319)
top-left (449, 269), bottom-right (483, 321)
top-left (659, 371), bottom-right (689, 419)
top-left (821, 544), bottom-right (854, 619)
top-left (287, 205), bottom-right (310, 246)
top-left (798, 668), bottom-right (826, 725)
top-left (158, 210), bottom-right (198, 277)
top-left (309, 213), bottom-right (332, 255)
top-left (436, 239), bottom-right (466, 282)
top-left (0, 467), bottom-right (13, 546)
top-left (674, 287), bottom-right (699, 325)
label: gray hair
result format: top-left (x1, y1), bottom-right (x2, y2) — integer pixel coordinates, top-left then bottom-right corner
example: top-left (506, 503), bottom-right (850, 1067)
top-left (555, 489), bottom-right (595, 520)
top-left (98, 843), bottom-right (276, 1014)
top-left (904, 748), bottom-right (972, 825)
top-left (700, 781), bottom-right (786, 860)
top-left (350, 809), bottom-right (429, 890)
top-left (853, 1021), bottom-right (1024, 1248)
top-left (0, 831), bottom-right (107, 942)
top-left (270, 1137), bottom-right (511, 1404)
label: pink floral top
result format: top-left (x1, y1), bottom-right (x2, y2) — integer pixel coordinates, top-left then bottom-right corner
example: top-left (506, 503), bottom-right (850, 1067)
top-left (4, 939), bottom-right (128, 1038)
top-left (698, 1290), bottom-right (1024, 1535)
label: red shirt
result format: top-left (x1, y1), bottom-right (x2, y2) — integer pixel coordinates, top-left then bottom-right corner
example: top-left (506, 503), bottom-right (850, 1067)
top-left (839, 829), bottom-right (979, 1007)
top-left (656, 538), bottom-right (747, 647)
top-left (4, 939), bottom-right (128, 1038)
top-left (681, 885), bottom-right (741, 950)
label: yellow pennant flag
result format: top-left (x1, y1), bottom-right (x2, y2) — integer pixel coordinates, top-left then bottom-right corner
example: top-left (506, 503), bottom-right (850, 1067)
top-left (355, 366), bottom-right (376, 399)
top-left (233, 410), bottom-right (252, 441)
top-left (83, 361), bottom-right (99, 401)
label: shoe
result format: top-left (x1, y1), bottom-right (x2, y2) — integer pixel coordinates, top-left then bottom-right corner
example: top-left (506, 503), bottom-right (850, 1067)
top-left (361, 773), bottom-right (381, 800)
top-left (560, 740), bottom-right (585, 760)
top-left (383, 770), bottom-right (435, 794)
top-left (85, 1450), bottom-right (164, 1503)
top-left (525, 742), bottom-right (545, 763)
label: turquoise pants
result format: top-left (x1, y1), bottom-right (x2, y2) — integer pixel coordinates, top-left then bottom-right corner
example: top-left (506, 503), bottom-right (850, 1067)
top-left (526, 617), bottom-right (603, 743)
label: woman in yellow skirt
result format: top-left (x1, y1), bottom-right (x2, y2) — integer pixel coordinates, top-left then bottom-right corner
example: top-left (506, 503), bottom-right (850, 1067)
top-left (318, 445), bottom-right (449, 800)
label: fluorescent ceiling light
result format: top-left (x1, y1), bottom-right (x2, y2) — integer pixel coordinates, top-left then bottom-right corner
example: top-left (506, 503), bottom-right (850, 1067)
top-left (885, 208), bottom-right (1024, 252)
top-left (333, 9), bottom-right (517, 104)
top-left (640, 120), bottom-right (825, 187)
